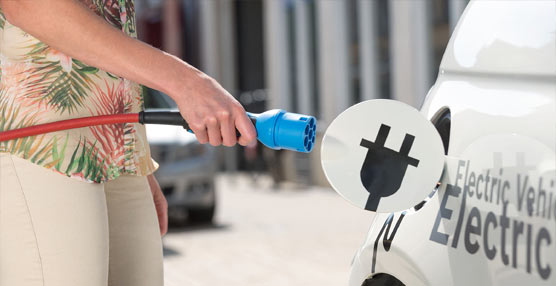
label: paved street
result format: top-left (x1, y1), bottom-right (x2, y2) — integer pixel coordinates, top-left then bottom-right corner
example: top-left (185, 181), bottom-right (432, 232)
top-left (163, 174), bottom-right (375, 286)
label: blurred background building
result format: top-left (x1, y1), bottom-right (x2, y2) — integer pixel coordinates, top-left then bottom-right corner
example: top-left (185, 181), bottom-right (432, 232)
top-left (135, 0), bottom-right (470, 186)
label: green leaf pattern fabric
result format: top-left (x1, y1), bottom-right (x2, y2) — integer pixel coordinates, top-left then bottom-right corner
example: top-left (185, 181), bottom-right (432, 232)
top-left (0, 0), bottom-right (157, 183)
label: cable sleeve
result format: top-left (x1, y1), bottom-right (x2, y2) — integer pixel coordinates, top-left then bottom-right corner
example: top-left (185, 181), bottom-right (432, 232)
top-left (139, 111), bottom-right (191, 131)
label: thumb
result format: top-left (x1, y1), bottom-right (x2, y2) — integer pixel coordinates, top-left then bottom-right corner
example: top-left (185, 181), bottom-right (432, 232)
top-left (235, 113), bottom-right (257, 146)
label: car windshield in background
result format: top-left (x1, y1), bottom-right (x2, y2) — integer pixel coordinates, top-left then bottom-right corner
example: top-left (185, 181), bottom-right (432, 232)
top-left (144, 87), bottom-right (178, 109)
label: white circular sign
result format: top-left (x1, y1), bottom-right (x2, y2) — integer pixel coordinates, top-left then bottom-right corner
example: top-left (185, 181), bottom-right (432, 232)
top-left (321, 99), bottom-right (445, 213)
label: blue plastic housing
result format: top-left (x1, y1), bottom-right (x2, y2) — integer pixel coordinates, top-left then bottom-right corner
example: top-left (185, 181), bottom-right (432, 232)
top-left (249, 109), bottom-right (317, 153)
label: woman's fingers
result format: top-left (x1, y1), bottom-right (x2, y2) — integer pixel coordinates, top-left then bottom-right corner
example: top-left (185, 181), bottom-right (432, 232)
top-left (219, 110), bottom-right (237, 147)
top-left (235, 111), bottom-right (257, 146)
top-left (187, 111), bottom-right (255, 147)
top-left (146, 175), bottom-right (168, 237)
top-left (190, 122), bottom-right (209, 144)
top-left (206, 117), bottom-right (222, 146)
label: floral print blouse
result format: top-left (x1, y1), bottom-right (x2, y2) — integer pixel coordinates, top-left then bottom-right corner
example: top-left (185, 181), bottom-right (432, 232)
top-left (0, 0), bottom-right (157, 183)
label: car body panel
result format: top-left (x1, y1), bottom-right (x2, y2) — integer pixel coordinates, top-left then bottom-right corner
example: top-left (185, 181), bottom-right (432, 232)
top-left (146, 114), bottom-right (217, 214)
top-left (441, 0), bottom-right (556, 78)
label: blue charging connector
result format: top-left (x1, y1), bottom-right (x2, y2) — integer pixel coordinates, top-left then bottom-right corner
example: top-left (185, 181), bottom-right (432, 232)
top-left (248, 109), bottom-right (317, 153)
top-left (139, 109), bottom-right (317, 153)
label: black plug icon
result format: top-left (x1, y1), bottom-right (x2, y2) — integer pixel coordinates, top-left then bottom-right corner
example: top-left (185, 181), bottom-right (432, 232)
top-left (359, 124), bottom-right (419, 211)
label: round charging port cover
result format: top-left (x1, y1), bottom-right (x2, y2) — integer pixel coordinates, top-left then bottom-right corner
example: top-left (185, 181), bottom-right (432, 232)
top-left (321, 99), bottom-right (445, 213)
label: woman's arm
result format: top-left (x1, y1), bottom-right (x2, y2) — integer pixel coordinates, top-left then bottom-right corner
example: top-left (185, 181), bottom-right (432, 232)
top-left (0, 0), bottom-right (256, 147)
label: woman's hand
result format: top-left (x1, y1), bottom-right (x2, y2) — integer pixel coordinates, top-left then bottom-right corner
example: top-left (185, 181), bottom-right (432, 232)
top-left (147, 174), bottom-right (168, 237)
top-left (171, 70), bottom-right (256, 147)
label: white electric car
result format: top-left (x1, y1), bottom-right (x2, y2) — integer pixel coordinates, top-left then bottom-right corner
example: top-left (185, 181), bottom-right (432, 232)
top-left (348, 1), bottom-right (555, 285)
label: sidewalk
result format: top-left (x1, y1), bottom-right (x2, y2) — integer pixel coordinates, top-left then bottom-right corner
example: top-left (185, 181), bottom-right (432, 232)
top-left (163, 174), bottom-right (375, 286)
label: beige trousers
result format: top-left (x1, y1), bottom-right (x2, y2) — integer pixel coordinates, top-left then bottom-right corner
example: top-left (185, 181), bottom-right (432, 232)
top-left (0, 153), bottom-right (163, 286)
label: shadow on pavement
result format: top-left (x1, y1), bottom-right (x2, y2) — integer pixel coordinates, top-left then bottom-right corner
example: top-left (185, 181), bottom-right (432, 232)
top-left (163, 223), bottom-right (230, 257)
top-left (167, 222), bottom-right (231, 234)
top-left (162, 245), bottom-right (181, 257)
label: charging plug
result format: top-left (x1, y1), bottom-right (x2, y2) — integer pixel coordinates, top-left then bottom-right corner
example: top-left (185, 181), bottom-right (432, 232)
top-left (359, 124), bottom-right (420, 211)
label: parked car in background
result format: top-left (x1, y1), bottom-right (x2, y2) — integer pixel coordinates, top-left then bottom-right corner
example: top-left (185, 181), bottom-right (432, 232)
top-left (348, 1), bottom-right (555, 285)
top-left (144, 89), bottom-right (217, 223)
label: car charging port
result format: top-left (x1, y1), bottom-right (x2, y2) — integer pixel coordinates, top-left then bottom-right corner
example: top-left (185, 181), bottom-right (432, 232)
top-left (431, 108), bottom-right (451, 155)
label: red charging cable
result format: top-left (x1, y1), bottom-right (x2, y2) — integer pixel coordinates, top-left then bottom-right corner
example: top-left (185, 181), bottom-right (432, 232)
top-left (0, 113), bottom-right (139, 142)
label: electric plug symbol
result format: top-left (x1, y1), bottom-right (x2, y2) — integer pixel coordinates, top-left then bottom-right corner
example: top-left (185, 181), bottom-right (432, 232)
top-left (360, 124), bottom-right (420, 211)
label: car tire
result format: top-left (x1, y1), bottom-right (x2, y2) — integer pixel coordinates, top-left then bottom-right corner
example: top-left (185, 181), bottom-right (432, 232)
top-left (187, 205), bottom-right (215, 224)
top-left (362, 273), bottom-right (405, 286)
